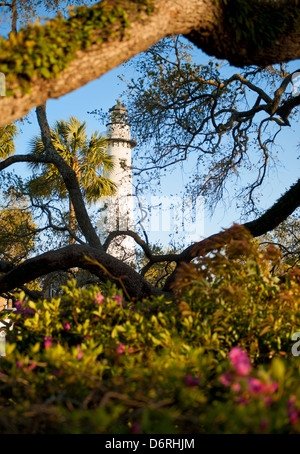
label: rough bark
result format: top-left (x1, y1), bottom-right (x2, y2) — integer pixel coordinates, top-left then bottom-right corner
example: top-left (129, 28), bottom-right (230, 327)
top-left (0, 244), bottom-right (169, 300)
top-left (1, 0), bottom-right (300, 127)
top-left (69, 199), bottom-right (77, 245)
top-left (243, 179), bottom-right (300, 237)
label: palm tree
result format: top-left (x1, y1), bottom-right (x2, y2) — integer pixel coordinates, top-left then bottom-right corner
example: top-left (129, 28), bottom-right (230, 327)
top-left (0, 124), bottom-right (18, 159)
top-left (28, 117), bottom-right (115, 243)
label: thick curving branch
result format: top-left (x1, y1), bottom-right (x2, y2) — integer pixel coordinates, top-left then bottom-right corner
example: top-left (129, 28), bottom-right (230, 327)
top-left (104, 179), bottom-right (300, 288)
top-left (0, 154), bottom-right (50, 170)
top-left (0, 244), bottom-right (170, 300)
top-left (163, 179), bottom-right (300, 290)
top-left (36, 105), bottom-right (102, 248)
top-left (0, 179), bottom-right (298, 299)
top-left (1, 0), bottom-right (300, 127)
top-left (103, 229), bottom-right (153, 258)
top-left (243, 179), bottom-right (300, 237)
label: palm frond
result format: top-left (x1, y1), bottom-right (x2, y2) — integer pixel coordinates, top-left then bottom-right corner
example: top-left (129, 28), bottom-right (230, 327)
top-left (83, 176), bottom-right (117, 204)
top-left (27, 117), bottom-right (116, 205)
top-left (0, 124), bottom-right (18, 159)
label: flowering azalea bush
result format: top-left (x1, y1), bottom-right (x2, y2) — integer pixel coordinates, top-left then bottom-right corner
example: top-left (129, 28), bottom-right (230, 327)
top-left (173, 225), bottom-right (300, 362)
top-left (0, 227), bottom-right (299, 433)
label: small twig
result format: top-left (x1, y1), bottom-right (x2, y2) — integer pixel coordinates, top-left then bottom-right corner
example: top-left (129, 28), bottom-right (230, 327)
top-left (100, 391), bottom-right (174, 410)
top-left (84, 255), bottom-right (131, 300)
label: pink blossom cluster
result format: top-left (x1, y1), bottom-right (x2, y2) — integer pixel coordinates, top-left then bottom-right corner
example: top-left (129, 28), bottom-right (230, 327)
top-left (63, 320), bottom-right (71, 330)
top-left (16, 360), bottom-right (37, 371)
top-left (15, 300), bottom-right (35, 317)
top-left (185, 374), bottom-right (201, 387)
top-left (44, 336), bottom-right (54, 349)
top-left (94, 293), bottom-right (105, 305)
top-left (76, 345), bottom-right (84, 360)
top-left (220, 347), bottom-right (300, 428)
top-left (220, 347), bottom-right (278, 406)
top-left (116, 342), bottom-right (134, 355)
top-left (287, 396), bottom-right (299, 425)
top-left (114, 295), bottom-right (123, 306)
top-left (94, 293), bottom-right (123, 306)
top-left (228, 346), bottom-right (252, 376)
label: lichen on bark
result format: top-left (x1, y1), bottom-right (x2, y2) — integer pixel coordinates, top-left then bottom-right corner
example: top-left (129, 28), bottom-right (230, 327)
top-left (0, 0), bottom-right (154, 96)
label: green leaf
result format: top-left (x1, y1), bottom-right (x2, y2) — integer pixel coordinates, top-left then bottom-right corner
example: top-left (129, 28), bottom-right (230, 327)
top-left (271, 357), bottom-right (285, 382)
top-left (5, 343), bottom-right (16, 355)
top-left (40, 67), bottom-right (51, 79)
top-left (31, 342), bottom-right (40, 354)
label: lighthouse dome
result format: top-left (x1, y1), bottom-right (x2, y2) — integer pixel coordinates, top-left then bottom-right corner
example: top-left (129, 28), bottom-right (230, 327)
top-left (108, 99), bottom-right (128, 124)
top-left (109, 99), bottom-right (127, 112)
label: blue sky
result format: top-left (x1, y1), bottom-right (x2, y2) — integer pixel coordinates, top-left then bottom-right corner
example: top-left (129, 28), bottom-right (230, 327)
top-left (12, 55), bottom-right (300, 249)
top-left (2, 5), bottom-right (299, 251)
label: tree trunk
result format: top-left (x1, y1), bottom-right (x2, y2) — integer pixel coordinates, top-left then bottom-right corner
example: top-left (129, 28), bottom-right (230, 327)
top-left (35, 104), bottom-right (102, 249)
top-left (69, 199), bottom-right (77, 245)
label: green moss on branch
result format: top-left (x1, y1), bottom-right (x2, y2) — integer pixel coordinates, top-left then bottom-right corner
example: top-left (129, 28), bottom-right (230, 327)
top-left (221, 0), bottom-right (300, 50)
top-left (0, 0), bottom-right (154, 96)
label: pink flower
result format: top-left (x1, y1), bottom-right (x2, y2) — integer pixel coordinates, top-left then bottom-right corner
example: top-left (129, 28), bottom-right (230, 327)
top-left (232, 382), bottom-right (242, 392)
top-left (76, 345), bottom-right (84, 360)
top-left (260, 417), bottom-right (268, 432)
top-left (287, 396), bottom-right (299, 425)
top-left (44, 336), bottom-right (53, 349)
top-left (220, 371), bottom-right (232, 387)
top-left (288, 408), bottom-right (299, 425)
top-left (228, 347), bottom-right (252, 376)
top-left (264, 396), bottom-right (273, 406)
top-left (16, 360), bottom-right (23, 369)
top-left (264, 381), bottom-right (278, 394)
top-left (288, 396), bottom-right (297, 408)
top-left (130, 422), bottom-right (140, 434)
top-left (236, 394), bottom-right (249, 405)
top-left (15, 301), bottom-right (24, 314)
top-left (116, 342), bottom-right (125, 355)
top-left (94, 293), bottom-right (105, 304)
top-left (28, 362), bottom-right (37, 371)
top-left (248, 377), bottom-right (265, 394)
top-left (15, 301), bottom-right (35, 317)
top-left (24, 307), bottom-right (35, 316)
top-left (185, 374), bottom-right (201, 387)
top-left (248, 377), bottom-right (278, 396)
top-left (63, 320), bottom-right (71, 330)
top-left (114, 295), bottom-right (123, 306)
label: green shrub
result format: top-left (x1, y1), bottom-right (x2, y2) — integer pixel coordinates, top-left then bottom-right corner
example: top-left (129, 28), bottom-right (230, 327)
top-left (173, 225), bottom-right (300, 362)
top-left (0, 226), bottom-right (299, 433)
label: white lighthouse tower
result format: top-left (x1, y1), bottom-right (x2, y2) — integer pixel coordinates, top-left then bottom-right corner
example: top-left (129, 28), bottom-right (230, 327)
top-left (101, 100), bottom-right (136, 264)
